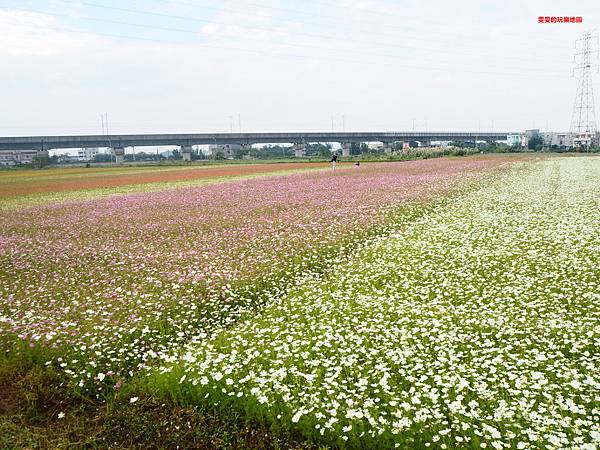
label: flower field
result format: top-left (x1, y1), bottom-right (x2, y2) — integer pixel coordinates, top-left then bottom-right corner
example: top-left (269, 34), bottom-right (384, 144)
top-left (0, 158), bottom-right (501, 398)
top-left (156, 157), bottom-right (600, 449)
top-left (0, 162), bottom-right (338, 210)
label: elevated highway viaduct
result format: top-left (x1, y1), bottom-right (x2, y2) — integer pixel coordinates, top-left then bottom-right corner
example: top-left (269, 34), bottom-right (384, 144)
top-left (0, 131), bottom-right (514, 163)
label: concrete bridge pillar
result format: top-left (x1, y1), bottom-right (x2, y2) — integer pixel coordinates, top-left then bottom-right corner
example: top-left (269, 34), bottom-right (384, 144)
top-left (293, 142), bottom-right (306, 157)
top-left (341, 142), bottom-right (351, 157)
top-left (181, 145), bottom-right (193, 161)
top-left (113, 147), bottom-right (125, 164)
top-left (382, 141), bottom-right (393, 154)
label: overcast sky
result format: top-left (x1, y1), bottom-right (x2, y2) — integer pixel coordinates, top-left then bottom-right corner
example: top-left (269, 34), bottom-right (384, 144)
top-left (0, 0), bottom-right (598, 136)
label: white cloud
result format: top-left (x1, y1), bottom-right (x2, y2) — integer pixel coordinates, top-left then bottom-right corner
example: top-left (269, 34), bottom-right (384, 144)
top-left (200, 23), bottom-right (219, 35)
top-left (0, 10), bottom-right (104, 56)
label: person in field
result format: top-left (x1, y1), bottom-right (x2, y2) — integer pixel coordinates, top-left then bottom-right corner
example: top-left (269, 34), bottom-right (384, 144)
top-left (331, 153), bottom-right (338, 169)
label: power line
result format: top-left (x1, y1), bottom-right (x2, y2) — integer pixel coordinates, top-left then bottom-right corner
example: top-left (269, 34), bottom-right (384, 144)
top-left (1, 16), bottom-right (570, 80)
top-left (35, 0), bottom-right (567, 67)
top-left (147, 0), bottom-right (568, 48)
top-left (1, 6), bottom-right (569, 77)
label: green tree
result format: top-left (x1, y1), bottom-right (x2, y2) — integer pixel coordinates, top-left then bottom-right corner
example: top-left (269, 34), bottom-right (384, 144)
top-left (94, 153), bottom-right (113, 163)
top-left (233, 146), bottom-right (250, 159)
top-left (31, 152), bottom-right (50, 168)
top-left (304, 143), bottom-right (331, 157)
top-left (350, 142), bottom-right (362, 155)
top-left (528, 135), bottom-right (544, 151)
top-left (192, 149), bottom-right (207, 160)
top-left (317, 145), bottom-right (331, 157)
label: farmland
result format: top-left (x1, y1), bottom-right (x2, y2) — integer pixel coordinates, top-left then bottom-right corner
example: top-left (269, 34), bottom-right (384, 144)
top-left (0, 162), bottom-right (341, 210)
top-left (1, 158), bottom-right (497, 389)
top-left (1, 155), bottom-right (599, 449)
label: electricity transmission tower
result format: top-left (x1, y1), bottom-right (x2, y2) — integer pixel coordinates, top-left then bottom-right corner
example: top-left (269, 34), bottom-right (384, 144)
top-left (570, 31), bottom-right (599, 150)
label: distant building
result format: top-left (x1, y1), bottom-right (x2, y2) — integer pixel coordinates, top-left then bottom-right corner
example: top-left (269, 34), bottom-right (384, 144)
top-left (507, 134), bottom-right (523, 147)
top-left (541, 132), bottom-right (573, 148)
top-left (572, 131), bottom-right (599, 148)
top-left (0, 149), bottom-right (38, 166)
top-left (77, 147), bottom-right (99, 161)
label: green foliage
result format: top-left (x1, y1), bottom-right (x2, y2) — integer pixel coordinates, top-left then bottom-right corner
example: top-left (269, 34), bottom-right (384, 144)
top-left (94, 153), bottom-right (114, 163)
top-left (0, 360), bottom-right (319, 449)
top-left (254, 145), bottom-right (294, 159)
top-left (31, 153), bottom-right (50, 169)
top-left (103, 393), bottom-right (319, 449)
top-left (0, 358), bottom-right (100, 449)
top-left (528, 135), bottom-right (544, 151)
top-left (123, 151), bottom-right (168, 162)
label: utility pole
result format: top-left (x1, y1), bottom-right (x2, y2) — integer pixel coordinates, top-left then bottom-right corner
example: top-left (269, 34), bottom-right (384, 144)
top-left (102, 112), bottom-right (113, 162)
top-left (570, 31), bottom-right (599, 151)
